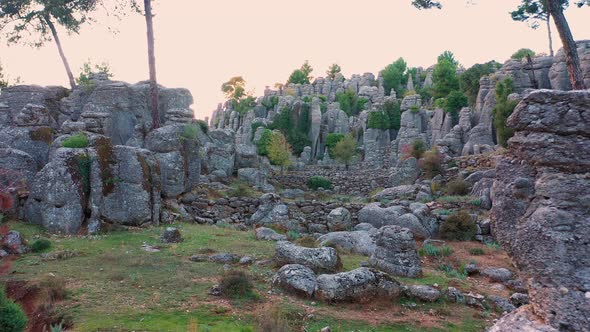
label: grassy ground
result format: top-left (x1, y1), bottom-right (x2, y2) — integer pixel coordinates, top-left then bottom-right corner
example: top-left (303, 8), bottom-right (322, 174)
top-left (1, 221), bottom-right (498, 332)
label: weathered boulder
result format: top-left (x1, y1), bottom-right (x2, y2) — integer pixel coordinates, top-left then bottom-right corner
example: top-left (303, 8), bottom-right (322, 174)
top-left (490, 89), bottom-right (590, 331)
top-left (98, 145), bottom-right (162, 228)
top-left (0, 127), bottom-right (53, 168)
top-left (145, 124), bottom-right (201, 197)
top-left (275, 241), bottom-right (341, 273)
top-left (315, 267), bottom-right (401, 302)
top-left (370, 226), bottom-right (421, 277)
top-left (358, 203), bottom-right (431, 239)
top-left (204, 129), bottom-right (235, 177)
top-left (407, 285), bottom-right (441, 302)
top-left (326, 207), bottom-right (352, 231)
top-left (1, 231), bottom-right (28, 254)
top-left (317, 231), bottom-right (376, 256)
top-left (388, 157), bottom-right (419, 187)
top-left (372, 185), bottom-right (420, 201)
top-left (24, 148), bottom-right (88, 234)
top-left (272, 264), bottom-right (317, 298)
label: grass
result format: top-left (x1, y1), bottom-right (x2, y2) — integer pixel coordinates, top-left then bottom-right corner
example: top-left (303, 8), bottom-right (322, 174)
top-left (469, 248), bottom-right (485, 256)
top-left (436, 196), bottom-right (474, 204)
top-left (1, 221), bottom-right (492, 332)
top-left (61, 132), bottom-right (89, 148)
top-left (419, 243), bottom-right (453, 258)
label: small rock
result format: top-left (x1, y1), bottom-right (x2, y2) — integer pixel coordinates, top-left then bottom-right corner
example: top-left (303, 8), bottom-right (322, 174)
top-left (209, 253), bottom-right (240, 264)
top-left (481, 267), bottom-right (513, 282)
top-left (3, 231), bottom-right (28, 254)
top-left (209, 285), bottom-right (221, 296)
top-left (239, 256), bottom-right (253, 265)
top-left (160, 227), bottom-right (183, 243)
top-left (321, 327), bottom-right (332, 332)
top-left (487, 295), bottom-right (516, 313)
top-left (255, 227), bottom-right (287, 241)
top-left (464, 262), bottom-right (479, 275)
top-left (141, 244), bottom-right (161, 253)
top-left (505, 279), bottom-right (527, 293)
top-left (510, 293), bottom-right (529, 307)
top-left (189, 254), bottom-right (208, 262)
top-left (408, 285), bottom-right (441, 302)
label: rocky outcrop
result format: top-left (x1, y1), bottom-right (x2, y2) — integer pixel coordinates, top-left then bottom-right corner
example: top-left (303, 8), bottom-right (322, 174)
top-left (549, 40), bottom-right (590, 90)
top-left (315, 267), bottom-right (401, 302)
top-left (491, 90), bottom-right (590, 331)
top-left (358, 202), bottom-right (436, 239)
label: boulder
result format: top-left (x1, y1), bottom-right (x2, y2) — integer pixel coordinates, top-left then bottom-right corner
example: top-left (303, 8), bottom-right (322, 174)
top-left (315, 267), bottom-right (401, 302)
top-left (481, 267), bottom-right (513, 283)
top-left (272, 264), bottom-right (317, 298)
top-left (0, 127), bottom-right (53, 168)
top-left (1, 231), bottom-right (28, 254)
top-left (488, 306), bottom-right (557, 332)
top-left (326, 207), bottom-right (352, 231)
top-left (274, 241), bottom-right (341, 273)
top-left (317, 231), bottom-right (376, 256)
top-left (358, 203), bottom-right (431, 239)
top-left (388, 157), bottom-right (419, 187)
top-left (370, 226), bottom-right (421, 277)
top-left (372, 185), bottom-right (420, 201)
top-left (407, 285), bottom-right (441, 302)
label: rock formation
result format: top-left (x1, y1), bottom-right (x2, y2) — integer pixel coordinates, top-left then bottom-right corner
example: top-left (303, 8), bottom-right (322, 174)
top-left (491, 90), bottom-right (590, 331)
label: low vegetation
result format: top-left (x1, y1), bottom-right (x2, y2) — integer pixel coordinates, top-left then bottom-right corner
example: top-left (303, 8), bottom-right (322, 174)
top-left (445, 178), bottom-right (470, 196)
top-left (440, 210), bottom-right (478, 241)
top-left (0, 286), bottom-right (28, 332)
top-left (307, 176), bottom-right (332, 190)
top-left (61, 132), bottom-right (89, 148)
top-left (31, 238), bottom-right (52, 253)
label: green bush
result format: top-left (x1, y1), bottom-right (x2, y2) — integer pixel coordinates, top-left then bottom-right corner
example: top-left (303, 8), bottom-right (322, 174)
top-left (31, 239), bottom-right (52, 253)
top-left (420, 148), bottom-right (442, 178)
top-left (460, 61), bottom-right (502, 106)
top-left (440, 210), bottom-right (478, 241)
top-left (196, 120), bottom-right (209, 134)
top-left (219, 270), bottom-right (255, 299)
top-left (336, 89), bottom-right (367, 116)
top-left (511, 48), bottom-right (535, 60)
top-left (444, 90), bottom-right (468, 121)
top-left (256, 129), bottom-right (273, 156)
top-left (307, 176), bottom-right (332, 190)
top-left (381, 58), bottom-right (408, 97)
top-left (383, 99), bottom-right (401, 130)
top-left (0, 287), bottom-right (28, 332)
top-left (367, 111), bottom-right (390, 130)
top-left (445, 178), bottom-right (470, 196)
top-left (180, 124), bottom-right (199, 140)
top-left (493, 78), bottom-right (518, 147)
top-left (325, 133), bottom-right (344, 155)
top-left (432, 57), bottom-right (460, 99)
top-left (469, 248), bottom-right (485, 256)
top-left (411, 140), bottom-right (426, 159)
top-left (62, 132), bottom-right (89, 148)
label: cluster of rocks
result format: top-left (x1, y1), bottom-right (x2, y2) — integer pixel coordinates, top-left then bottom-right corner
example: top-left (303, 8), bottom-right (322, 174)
top-left (0, 230), bottom-right (28, 257)
top-left (490, 89), bottom-right (590, 331)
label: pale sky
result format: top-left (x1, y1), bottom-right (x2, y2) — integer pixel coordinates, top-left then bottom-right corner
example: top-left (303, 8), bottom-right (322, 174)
top-left (0, 1), bottom-right (589, 120)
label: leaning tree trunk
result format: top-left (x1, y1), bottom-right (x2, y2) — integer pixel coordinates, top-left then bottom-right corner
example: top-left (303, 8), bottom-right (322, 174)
top-left (548, 0), bottom-right (586, 89)
top-left (547, 13), bottom-right (554, 57)
top-left (44, 15), bottom-right (76, 90)
top-left (144, 0), bottom-right (160, 129)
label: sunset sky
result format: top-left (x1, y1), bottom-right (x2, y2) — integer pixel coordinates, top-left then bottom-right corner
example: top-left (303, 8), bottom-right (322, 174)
top-left (0, 0), bottom-right (589, 119)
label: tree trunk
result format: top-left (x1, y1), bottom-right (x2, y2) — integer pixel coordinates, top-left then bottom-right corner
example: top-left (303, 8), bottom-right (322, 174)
top-left (548, 0), bottom-right (586, 89)
top-left (547, 13), bottom-right (554, 57)
top-left (144, 0), bottom-right (160, 129)
top-left (44, 15), bottom-right (76, 90)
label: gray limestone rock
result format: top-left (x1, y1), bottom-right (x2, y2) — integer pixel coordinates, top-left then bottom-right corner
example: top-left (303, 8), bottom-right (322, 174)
top-left (315, 267), bottom-right (401, 302)
top-left (275, 241), bottom-right (341, 273)
top-left (272, 264), bottom-right (317, 298)
top-left (369, 225), bottom-right (422, 277)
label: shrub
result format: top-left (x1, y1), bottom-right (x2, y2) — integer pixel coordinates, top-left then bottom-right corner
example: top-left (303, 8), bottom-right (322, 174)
top-left (460, 61), bottom-right (502, 106)
top-left (196, 120), bottom-right (209, 134)
top-left (61, 132), bottom-right (89, 148)
top-left (420, 148), bottom-right (442, 178)
top-left (180, 124), bottom-right (199, 141)
top-left (410, 140), bottom-right (426, 159)
top-left (511, 48), bottom-right (535, 60)
top-left (286, 230), bottom-right (300, 240)
top-left (444, 90), bottom-right (468, 121)
top-left (219, 270), bottom-right (255, 299)
top-left (432, 57), bottom-right (460, 99)
top-left (331, 134), bottom-right (357, 169)
top-left (445, 178), bottom-right (470, 196)
top-left (267, 132), bottom-right (292, 171)
top-left (440, 210), bottom-right (478, 241)
top-left (336, 89), bottom-right (367, 116)
top-left (257, 304), bottom-right (290, 332)
top-left (367, 111), bottom-right (390, 130)
top-left (469, 248), bottom-right (485, 256)
top-left (31, 239), bottom-right (52, 253)
top-left (256, 129), bottom-right (273, 156)
top-left (381, 58), bottom-right (408, 97)
top-left (325, 133), bottom-right (344, 155)
top-left (383, 99), bottom-right (401, 130)
top-left (493, 78), bottom-right (518, 147)
top-left (229, 182), bottom-right (255, 198)
top-left (307, 176), bottom-right (332, 190)
top-left (0, 287), bottom-right (28, 332)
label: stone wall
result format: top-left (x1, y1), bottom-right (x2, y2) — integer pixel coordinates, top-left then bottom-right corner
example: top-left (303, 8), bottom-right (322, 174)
top-left (271, 166), bottom-right (391, 196)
